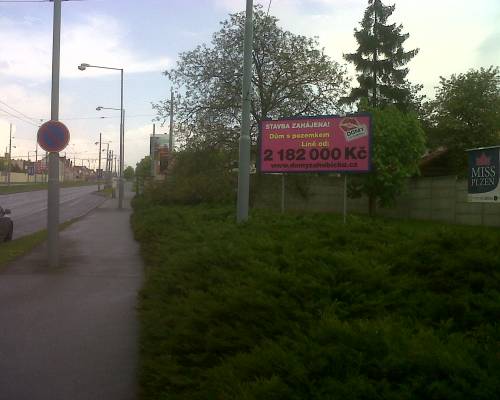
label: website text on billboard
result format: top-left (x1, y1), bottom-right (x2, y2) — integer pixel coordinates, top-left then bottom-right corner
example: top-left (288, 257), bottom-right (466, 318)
top-left (259, 114), bottom-right (371, 173)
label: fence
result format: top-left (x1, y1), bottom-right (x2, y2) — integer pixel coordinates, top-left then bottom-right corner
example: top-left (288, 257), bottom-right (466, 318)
top-left (0, 172), bottom-right (47, 184)
top-left (252, 175), bottom-right (500, 227)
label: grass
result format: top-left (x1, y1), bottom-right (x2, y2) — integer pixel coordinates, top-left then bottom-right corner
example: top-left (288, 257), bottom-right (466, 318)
top-left (0, 219), bottom-right (80, 268)
top-left (0, 180), bottom-right (97, 195)
top-left (0, 230), bottom-right (48, 267)
top-left (132, 199), bottom-right (500, 400)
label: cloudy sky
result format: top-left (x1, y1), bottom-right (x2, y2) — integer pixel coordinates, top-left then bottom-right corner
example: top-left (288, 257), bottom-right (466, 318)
top-left (0, 0), bottom-right (499, 168)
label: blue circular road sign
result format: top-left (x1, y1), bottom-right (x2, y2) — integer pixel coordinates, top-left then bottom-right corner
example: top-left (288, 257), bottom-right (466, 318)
top-left (37, 120), bottom-right (70, 152)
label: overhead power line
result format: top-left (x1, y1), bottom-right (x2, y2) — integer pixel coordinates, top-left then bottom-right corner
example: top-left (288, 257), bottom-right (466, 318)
top-left (0, 0), bottom-right (86, 3)
top-left (0, 107), bottom-right (40, 127)
top-left (0, 99), bottom-right (40, 124)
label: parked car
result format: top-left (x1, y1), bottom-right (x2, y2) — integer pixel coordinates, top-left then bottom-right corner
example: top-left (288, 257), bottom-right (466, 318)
top-left (0, 206), bottom-right (13, 242)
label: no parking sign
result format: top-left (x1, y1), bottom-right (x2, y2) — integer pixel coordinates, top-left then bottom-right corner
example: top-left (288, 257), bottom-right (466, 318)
top-left (37, 120), bottom-right (70, 152)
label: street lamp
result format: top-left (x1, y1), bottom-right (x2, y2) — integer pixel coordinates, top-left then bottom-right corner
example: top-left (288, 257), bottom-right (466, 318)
top-left (7, 124), bottom-right (14, 186)
top-left (94, 134), bottom-right (102, 191)
top-left (99, 141), bottom-right (112, 187)
top-left (96, 106), bottom-right (125, 126)
top-left (78, 63), bottom-right (125, 209)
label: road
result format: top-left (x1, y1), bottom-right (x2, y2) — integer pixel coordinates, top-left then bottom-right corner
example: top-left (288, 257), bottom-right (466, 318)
top-left (0, 185), bottom-right (106, 239)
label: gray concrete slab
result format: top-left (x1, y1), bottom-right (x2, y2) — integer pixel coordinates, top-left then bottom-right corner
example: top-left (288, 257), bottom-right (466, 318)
top-left (0, 185), bottom-right (143, 400)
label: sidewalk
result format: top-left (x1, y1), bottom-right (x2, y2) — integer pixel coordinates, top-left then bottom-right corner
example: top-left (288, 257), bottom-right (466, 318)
top-left (0, 185), bottom-right (143, 400)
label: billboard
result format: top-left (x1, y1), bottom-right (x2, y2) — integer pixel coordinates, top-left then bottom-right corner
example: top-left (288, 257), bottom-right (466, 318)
top-left (150, 134), bottom-right (170, 175)
top-left (467, 146), bottom-right (500, 203)
top-left (259, 114), bottom-right (371, 173)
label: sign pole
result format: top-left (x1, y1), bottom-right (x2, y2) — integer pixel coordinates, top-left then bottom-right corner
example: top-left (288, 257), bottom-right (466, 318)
top-left (48, 0), bottom-right (61, 268)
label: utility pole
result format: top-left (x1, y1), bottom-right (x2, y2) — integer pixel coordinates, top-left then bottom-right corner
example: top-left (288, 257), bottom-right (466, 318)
top-left (236, 0), bottom-right (253, 223)
top-left (35, 144), bottom-right (38, 184)
top-left (7, 123), bottom-right (12, 186)
top-left (107, 150), bottom-right (110, 178)
top-left (110, 150), bottom-right (114, 176)
top-left (107, 148), bottom-right (111, 185)
top-left (169, 88), bottom-right (174, 151)
top-left (97, 133), bottom-right (102, 191)
top-left (118, 75), bottom-right (124, 209)
top-left (151, 123), bottom-right (155, 177)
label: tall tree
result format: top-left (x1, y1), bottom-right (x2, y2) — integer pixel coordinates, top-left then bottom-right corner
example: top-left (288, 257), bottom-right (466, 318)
top-left (344, 0), bottom-right (419, 110)
top-left (153, 5), bottom-right (348, 149)
top-left (135, 156), bottom-right (152, 178)
top-left (349, 103), bottom-right (426, 216)
top-left (428, 66), bottom-right (500, 172)
top-left (123, 166), bottom-right (135, 181)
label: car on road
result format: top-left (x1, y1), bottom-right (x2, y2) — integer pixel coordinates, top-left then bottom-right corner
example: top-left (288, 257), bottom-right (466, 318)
top-left (0, 206), bottom-right (13, 242)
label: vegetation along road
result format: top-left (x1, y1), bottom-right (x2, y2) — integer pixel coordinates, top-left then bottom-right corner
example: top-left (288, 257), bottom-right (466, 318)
top-left (0, 185), bottom-right (105, 239)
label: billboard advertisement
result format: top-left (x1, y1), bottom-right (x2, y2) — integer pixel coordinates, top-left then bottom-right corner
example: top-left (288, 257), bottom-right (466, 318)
top-left (259, 114), bottom-right (371, 173)
top-left (150, 134), bottom-right (170, 175)
top-left (467, 146), bottom-right (500, 203)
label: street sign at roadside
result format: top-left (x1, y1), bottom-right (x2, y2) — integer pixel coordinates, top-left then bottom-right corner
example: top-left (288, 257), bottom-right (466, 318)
top-left (37, 120), bottom-right (70, 152)
top-left (27, 166), bottom-right (35, 176)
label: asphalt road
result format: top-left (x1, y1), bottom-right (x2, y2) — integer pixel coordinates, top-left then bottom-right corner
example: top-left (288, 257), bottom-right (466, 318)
top-left (0, 185), bottom-right (106, 239)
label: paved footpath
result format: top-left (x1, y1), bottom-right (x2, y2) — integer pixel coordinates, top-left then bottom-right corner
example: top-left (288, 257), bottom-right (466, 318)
top-left (0, 186), bottom-right (143, 400)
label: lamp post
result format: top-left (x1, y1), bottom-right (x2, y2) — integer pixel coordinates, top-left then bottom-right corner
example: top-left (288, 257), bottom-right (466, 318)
top-left (101, 142), bottom-right (111, 187)
top-left (79, 63), bottom-right (124, 209)
top-left (95, 133), bottom-right (102, 190)
top-left (7, 123), bottom-right (13, 186)
top-left (34, 144), bottom-right (38, 184)
top-left (27, 150), bottom-right (37, 183)
top-left (96, 106), bottom-right (124, 197)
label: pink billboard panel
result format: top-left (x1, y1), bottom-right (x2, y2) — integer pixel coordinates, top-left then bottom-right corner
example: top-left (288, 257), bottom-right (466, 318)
top-left (259, 114), bottom-right (371, 173)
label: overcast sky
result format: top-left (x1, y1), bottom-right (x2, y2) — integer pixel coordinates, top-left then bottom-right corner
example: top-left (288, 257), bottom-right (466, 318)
top-left (0, 0), bottom-right (498, 168)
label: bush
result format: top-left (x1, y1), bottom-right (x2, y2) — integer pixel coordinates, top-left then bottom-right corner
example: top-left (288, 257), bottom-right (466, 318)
top-left (132, 204), bottom-right (500, 399)
top-left (142, 147), bottom-right (236, 205)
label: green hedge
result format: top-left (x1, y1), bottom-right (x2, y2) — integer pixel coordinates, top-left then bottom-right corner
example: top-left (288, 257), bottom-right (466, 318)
top-left (132, 201), bottom-right (500, 399)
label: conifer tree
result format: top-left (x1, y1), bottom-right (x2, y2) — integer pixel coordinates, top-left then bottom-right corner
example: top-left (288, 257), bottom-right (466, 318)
top-left (344, 0), bottom-right (419, 110)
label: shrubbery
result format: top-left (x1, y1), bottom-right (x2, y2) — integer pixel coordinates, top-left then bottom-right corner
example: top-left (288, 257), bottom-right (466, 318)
top-left (132, 203), bottom-right (500, 399)
top-left (142, 147), bottom-right (236, 205)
